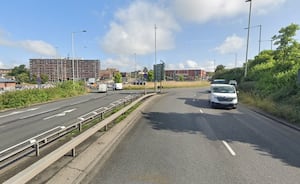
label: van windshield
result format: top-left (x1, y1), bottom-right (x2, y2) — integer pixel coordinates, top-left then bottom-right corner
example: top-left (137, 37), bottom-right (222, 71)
top-left (212, 86), bottom-right (235, 93)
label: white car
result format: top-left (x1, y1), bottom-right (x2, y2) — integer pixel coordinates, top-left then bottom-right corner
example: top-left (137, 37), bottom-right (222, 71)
top-left (208, 84), bottom-right (238, 109)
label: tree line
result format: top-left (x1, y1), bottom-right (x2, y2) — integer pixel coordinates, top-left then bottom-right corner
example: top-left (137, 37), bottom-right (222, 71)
top-left (214, 23), bottom-right (300, 123)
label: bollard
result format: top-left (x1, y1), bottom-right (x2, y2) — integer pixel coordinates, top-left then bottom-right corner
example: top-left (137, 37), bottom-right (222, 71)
top-left (78, 122), bottom-right (82, 132)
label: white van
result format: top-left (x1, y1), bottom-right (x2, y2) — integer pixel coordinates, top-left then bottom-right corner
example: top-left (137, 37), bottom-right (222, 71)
top-left (114, 83), bottom-right (123, 90)
top-left (208, 84), bottom-right (238, 109)
top-left (97, 83), bottom-right (108, 93)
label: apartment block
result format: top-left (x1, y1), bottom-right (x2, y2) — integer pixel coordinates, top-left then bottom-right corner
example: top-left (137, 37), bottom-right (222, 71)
top-left (30, 58), bottom-right (100, 82)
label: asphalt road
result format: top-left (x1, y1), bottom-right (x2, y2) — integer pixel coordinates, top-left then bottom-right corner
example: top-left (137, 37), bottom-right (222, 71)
top-left (83, 88), bottom-right (300, 184)
top-left (0, 90), bottom-right (143, 151)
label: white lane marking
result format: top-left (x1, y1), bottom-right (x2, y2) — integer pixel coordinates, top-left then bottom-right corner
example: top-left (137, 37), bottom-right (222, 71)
top-left (0, 108), bottom-right (39, 118)
top-left (199, 109), bottom-right (204, 113)
top-left (222, 140), bottom-right (236, 156)
top-left (43, 108), bottom-right (77, 120)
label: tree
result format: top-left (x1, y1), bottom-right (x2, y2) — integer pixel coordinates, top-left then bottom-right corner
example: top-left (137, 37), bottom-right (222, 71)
top-left (113, 72), bottom-right (122, 83)
top-left (147, 70), bottom-right (154, 81)
top-left (8, 64), bottom-right (29, 76)
top-left (16, 73), bottom-right (30, 83)
top-left (272, 23), bottom-right (300, 61)
top-left (215, 65), bottom-right (225, 73)
top-left (40, 74), bottom-right (49, 84)
top-left (178, 75), bottom-right (184, 81)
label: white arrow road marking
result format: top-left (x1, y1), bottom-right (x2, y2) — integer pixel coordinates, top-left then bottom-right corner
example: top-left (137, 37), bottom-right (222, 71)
top-left (222, 140), bottom-right (236, 156)
top-left (43, 108), bottom-right (77, 120)
top-left (0, 108), bottom-right (39, 118)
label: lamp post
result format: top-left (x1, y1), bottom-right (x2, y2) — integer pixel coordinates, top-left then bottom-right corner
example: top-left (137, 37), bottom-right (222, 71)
top-left (154, 24), bottom-right (157, 92)
top-left (244, 0), bottom-right (252, 77)
top-left (72, 30), bottom-right (86, 81)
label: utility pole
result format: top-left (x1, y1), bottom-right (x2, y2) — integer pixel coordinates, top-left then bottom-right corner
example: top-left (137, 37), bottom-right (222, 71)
top-left (244, 0), bottom-right (252, 77)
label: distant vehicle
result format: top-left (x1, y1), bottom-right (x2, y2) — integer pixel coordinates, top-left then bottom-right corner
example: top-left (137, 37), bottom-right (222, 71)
top-left (114, 83), bottom-right (123, 90)
top-left (133, 80), bottom-right (146, 85)
top-left (229, 80), bottom-right (238, 87)
top-left (208, 84), bottom-right (238, 109)
top-left (97, 83), bottom-right (108, 93)
top-left (87, 78), bottom-right (96, 85)
top-left (211, 79), bottom-right (227, 84)
top-left (88, 83), bottom-right (107, 93)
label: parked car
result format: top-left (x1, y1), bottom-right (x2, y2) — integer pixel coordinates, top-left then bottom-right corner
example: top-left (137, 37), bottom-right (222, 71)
top-left (208, 84), bottom-right (238, 109)
top-left (133, 80), bottom-right (146, 85)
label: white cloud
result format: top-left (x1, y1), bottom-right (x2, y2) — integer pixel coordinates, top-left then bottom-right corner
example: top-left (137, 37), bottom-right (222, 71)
top-left (185, 60), bottom-right (198, 68)
top-left (19, 40), bottom-right (57, 56)
top-left (166, 59), bottom-right (215, 71)
top-left (167, 60), bottom-right (200, 70)
top-left (101, 56), bottom-right (136, 71)
top-left (0, 61), bottom-right (5, 68)
top-left (170, 0), bottom-right (286, 23)
top-left (0, 32), bottom-right (57, 56)
top-left (215, 34), bottom-right (245, 54)
top-left (101, 1), bottom-right (180, 56)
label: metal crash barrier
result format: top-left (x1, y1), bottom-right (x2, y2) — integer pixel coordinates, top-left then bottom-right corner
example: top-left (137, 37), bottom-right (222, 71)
top-left (0, 94), bottom-right (144, 169)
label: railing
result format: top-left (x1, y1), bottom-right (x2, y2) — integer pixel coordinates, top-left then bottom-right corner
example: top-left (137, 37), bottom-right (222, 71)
top-left (0, 94), bottom-right (141, 169)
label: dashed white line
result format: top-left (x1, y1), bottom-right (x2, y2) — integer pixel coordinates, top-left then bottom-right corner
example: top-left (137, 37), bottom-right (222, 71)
top-left (0, 107), bottom-right (39, 118)
top-left (199, 109), bottom-right (204, 113)
top-left (222, 140), bottom-right (236, 156)
top-left (43, 108), bottom-right (77, 120)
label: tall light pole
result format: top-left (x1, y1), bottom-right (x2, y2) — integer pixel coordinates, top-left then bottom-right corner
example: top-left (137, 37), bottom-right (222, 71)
top-left (134, 53), bottom-right (137, 79)
top-left (244, 0), bottom-right (252, 77)
top-left (154, 24), bottom-right (157, 92)
top-left (72, 30), bottom-right (86, 81)
top-left (258, 24), bottom-right (262, 53)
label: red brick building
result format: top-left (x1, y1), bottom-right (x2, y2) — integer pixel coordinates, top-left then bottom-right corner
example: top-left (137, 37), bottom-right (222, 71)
top-left (0, 78), bottom-right (16, 91)
top-left (165, 69), bottom-right (207, 80)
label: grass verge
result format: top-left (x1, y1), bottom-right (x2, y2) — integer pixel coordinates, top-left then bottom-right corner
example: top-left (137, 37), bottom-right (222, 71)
top-left (239, 91), bottom-right (300, 124)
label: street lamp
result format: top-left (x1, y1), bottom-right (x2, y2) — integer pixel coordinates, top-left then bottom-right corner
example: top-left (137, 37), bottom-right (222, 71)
top-left (154, 24), bottom-right (157, 92)
top-left (72, 30), bottom-right (86, 81)
top-left (244, 0), bottom-right (252, 77)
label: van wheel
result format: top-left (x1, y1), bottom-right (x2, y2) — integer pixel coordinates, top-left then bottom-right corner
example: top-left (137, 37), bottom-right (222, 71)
top-left (210, 102), bottom-right (215, 109)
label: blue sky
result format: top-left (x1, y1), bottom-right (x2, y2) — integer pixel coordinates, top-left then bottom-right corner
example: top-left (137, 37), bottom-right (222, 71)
top-left (0, 0), bottom-right (299, 72)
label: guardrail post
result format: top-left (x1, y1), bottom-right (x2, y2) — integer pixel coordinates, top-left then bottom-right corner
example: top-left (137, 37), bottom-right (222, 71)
top-left (72, 148), bottom-right (76, 157)
top-left (35, 143), bottom-right (40, 157)
top-left (101, 112), bottom-right (104, 120)
top-left (105, 123), bottom-right (108, 131)
top-left (78, 122), bottom-right (82, 132)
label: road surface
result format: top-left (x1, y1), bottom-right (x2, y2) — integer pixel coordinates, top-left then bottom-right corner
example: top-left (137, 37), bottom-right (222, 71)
top-left (0, 90), bottom-right (142, 151)
top-left (83, 88), bottom-right (300, 184)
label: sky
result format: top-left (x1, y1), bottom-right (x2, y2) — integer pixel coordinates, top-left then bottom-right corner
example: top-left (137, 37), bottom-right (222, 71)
top-left (0, 0), bottom-right (299, 72)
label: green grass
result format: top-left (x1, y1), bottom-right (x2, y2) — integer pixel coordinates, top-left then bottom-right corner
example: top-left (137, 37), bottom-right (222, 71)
top-left (239, 91), bottom-right (300, 124)
top-left (124, 81), bottom-right (210, 90)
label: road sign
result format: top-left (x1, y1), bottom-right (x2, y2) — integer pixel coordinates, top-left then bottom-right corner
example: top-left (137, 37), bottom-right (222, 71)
top-left (154, 63), bottom-right (165, 81)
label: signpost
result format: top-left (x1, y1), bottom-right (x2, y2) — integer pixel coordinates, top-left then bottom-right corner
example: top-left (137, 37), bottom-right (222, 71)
top-left (154, 62), bottom-right (165, 92)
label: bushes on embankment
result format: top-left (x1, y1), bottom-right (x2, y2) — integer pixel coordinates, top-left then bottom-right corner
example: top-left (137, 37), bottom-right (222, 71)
top-left (0, 81), bottom-right (86, 110)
